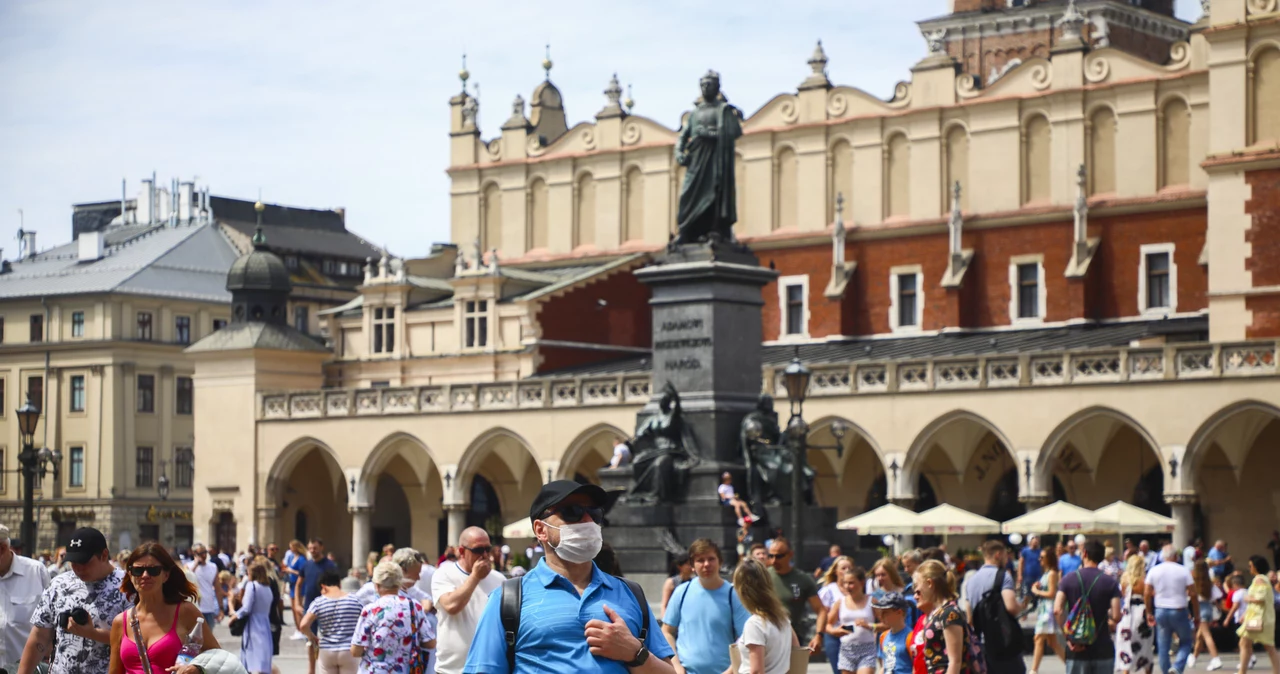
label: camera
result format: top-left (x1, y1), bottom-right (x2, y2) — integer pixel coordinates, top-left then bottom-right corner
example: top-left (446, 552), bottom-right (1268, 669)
top-left (58, 607), bottom-right (89, 630)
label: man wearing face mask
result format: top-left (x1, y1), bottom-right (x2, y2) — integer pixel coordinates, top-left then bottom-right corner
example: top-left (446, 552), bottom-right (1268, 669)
top-left (463, 480), bottom-right (675, 673)
top-left (433, 526), bottom-right (504, 674)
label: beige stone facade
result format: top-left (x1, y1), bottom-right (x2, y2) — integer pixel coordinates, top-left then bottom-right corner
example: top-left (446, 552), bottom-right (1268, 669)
top-left (190, 0), bottom-right (1280, 567)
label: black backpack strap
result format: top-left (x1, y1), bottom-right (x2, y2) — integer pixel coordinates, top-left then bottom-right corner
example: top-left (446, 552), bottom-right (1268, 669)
top-left (729, 587), bottom-right (738, 640)
top-left (501, 576), bottom-right (523, 672)
top-left (619, 577), bottom-right (650, 643)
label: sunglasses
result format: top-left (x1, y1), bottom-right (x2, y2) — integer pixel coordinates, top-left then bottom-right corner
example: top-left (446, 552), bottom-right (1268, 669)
top-left (768, 553), bottom-right (788, 559)
top-left (463, 545), bottom-right (492, 556)
top-left (130, 566), bottom-right (165, 577)
top-left (543, 504), bottom-right (603, 524)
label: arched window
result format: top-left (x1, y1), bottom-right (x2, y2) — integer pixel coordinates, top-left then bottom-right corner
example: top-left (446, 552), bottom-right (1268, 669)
top-left (886, 134), bottom-right (911, 218)
top-left (528, 178), bottom-right (548, 251)
top-left (829, 139), bottom-right (853, 222)
top-left (944, 126), bottom-right (969, 213)
top-left (574, 173), bottom-right (596, 248)
top-left (1161, 98), bottom-right (1191, 189)
top-left (1254, 48), bottom-right (1280, 145)
top-left (1089, 108), bottom-right (1117, 195)
top-left (775, 147), bottom-right (798, 231)
top-left (623, 167), bottom-right (644, 243)
top-left (482, 183), bottom-right (502, 252)
top-left (1023, 115), bottom-right (1052, 204)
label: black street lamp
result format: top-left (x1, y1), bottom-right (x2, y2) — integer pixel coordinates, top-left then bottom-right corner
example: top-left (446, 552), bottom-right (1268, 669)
top-left (17, 396), bottom-right (59, 552)
top-left (158, 471), bottom-right (170, 501)
top-left (781, 357), bottom-right (848, 563)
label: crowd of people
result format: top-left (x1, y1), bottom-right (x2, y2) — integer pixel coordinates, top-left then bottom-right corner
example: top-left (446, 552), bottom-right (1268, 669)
top-left (3, 505), bottom-right (1279, 674)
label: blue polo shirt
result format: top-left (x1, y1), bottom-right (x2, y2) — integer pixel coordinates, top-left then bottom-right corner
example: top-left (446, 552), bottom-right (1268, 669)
top-left (1059, 553), bottom-right (1082, 576)
top-left (463, 559), bottom-right (674, 673)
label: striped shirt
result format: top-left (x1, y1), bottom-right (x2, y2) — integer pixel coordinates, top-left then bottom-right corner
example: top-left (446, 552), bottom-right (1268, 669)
top-left (306, 594), bottom-right (364, 651)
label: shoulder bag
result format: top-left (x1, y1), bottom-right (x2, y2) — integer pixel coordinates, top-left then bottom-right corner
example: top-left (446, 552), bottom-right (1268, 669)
top-left (407, 596), bottom-right (427, 674)
top-left (128, 608), bottom-right (155, 674)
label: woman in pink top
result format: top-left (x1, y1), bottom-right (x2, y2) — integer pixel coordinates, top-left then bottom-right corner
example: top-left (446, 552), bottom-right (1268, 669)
top-left (108, 542), bottom-right (220, 674)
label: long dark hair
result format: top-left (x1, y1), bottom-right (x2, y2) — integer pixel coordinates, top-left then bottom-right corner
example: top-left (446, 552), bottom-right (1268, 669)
top-left (120, 542), bottom-right (198, 604)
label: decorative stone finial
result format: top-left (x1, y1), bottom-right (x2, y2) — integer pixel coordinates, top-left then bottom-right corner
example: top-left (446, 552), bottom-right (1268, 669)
top-left (364, 257), bottom-right (374, 284)
top-left (1057, 0), bottom-right (1087, 42)
top-left (542, 44), bottom-right (553, 80)
top-left (800, 40), bottom-right (832, 90)
top-left (924, 29), bottom-right (948, 55)
top-left (1199, 0), bottom-right (1210, 20)
top-left (488, 248), bottom-right (499, 274)
top-left (511, 94), bottom-right (525, 117)
top-left (834, 192), bottom-right (845, 231)
top-left (252, 197), bottom-right (266, 247)
top-left (461, 86), bottom-right (479, 129)
top-left (596, 73), bottom-right (626, 119)
top-left (459, 53), bottom-right (470, 93)
top-left (502, 93), bottom-right (529, 130)
top-left (624, 84), bottom-right (634, 114)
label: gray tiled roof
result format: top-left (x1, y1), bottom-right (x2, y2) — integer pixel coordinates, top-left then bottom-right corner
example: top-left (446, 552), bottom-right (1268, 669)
top-left (222, 219), bottom-right (381, 260)
top-left (0, 222), bottom-right (238, 302)
top-left (184, 322), bottom-right (329, 353)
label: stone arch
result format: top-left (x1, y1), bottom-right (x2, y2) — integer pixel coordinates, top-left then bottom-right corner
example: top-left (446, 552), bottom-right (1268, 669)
top-left (560, 422), bottom-right (629, 484)
top-left (1158, 95), bottom-right (1191, 189)
top-left (900, 410), bottom-right (1018, 509)
top-left (527, 177), bottom-right (549, 252)
top-left (828, 137), bottom-right (854, 223)
top-left (1181, 399), bottom-right (1280, 492)
top-left (1249, 43), bottom-right (1280, 145)
top-left (456, 427), bottom-right (544, 527)
top-left (943, 123), bottom-right (970, 214)
top-left (265, 437), bottom-right (348, 562)
top-left (1086, 104), bottom-right (1118, 195)
top-left (806, 416), bottom-right (886, 518)
top-left (266, 436), bottom-right (344, 502)
top-left (1035, 406), bottom-right (1166, 510)
top-left (358, 432), bottom-right (445, 558)
top-left (774, 145), bottom-right (799, 231)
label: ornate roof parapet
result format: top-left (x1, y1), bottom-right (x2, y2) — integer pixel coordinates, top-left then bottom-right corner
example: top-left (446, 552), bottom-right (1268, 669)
top-left (501, 94), bottom-right (531, 130)
top-left (1056, 0), bottom-right (1089, 49)
top-left (798, 40), bottom-right (831, 91)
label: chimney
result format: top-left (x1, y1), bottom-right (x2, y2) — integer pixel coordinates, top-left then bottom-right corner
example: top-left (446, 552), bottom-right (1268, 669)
top-left (179, 182), bottom-right (195, 222)
top-left (334, 207), bottom-right (346, 224)
top-left (78, 230), bottom-right (104, 261)
top-left (22, 231), bottom-right (37, 259)
top-left (139, 178), bottom-right (154, 224)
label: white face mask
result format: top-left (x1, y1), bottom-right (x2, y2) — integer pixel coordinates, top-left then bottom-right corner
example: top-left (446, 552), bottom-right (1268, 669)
top-left (543, 521), bottom-right (603, 564)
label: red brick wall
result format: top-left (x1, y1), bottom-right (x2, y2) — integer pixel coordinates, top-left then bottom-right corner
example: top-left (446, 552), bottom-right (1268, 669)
top-left (535, 266), bottom-right (652, 372)
top-left (1245, 168), bottom-right (1280, 337)
top-left (759, 207), bottom-right (1207, 338)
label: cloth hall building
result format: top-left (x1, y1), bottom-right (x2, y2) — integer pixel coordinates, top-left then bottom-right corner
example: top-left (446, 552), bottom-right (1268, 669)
top-left (191, 0), bottom-right (1280, 566)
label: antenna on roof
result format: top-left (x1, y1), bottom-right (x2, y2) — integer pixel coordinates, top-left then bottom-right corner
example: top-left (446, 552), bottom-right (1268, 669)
top-left (121, 178), bottom-right (127, 224)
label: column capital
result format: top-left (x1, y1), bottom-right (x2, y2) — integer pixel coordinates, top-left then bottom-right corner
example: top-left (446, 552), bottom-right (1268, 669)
top-left (1164, 493), bottom-right (1198, 506)
top-left (348, 505), bottom-right (374, 515)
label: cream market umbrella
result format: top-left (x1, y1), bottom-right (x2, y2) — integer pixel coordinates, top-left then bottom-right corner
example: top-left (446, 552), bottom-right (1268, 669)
top-left (502, 517), bottom-right (534, 539)
top-left (1000, 500), bottom-right (1118, 535)
top-left (915, 504), bottom-right (1002, 536)
top-left (1091, 501), bottom-right (1177, 536)
top-left (836, 503), bottom-right (923, 534)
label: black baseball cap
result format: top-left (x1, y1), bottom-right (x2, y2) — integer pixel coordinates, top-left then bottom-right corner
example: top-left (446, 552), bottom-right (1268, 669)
top-left (64, 527), bottom-right (109, 564)
top-left (529, 480), bottom-right (612, 521)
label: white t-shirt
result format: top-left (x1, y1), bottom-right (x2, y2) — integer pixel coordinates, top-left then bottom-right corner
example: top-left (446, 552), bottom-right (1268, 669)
top-left (737, 614), bottom-right (791, 674)
top-left (818, 582), bottom-right (842, 608)
top-left (416, 564), bottom-right (437, 600)
top-left (718, 484), bottom-right (735, 501)
top-left (1183, 546), bottom-right (1197, 567)
top-left (1232, 588), bottom-right (1248, 623)
top-left (431, 561), bottom-right (502, 674)
top-left (611, 443), bottom-right (632, 467)
top-left (1146, 561), bottom-right (1193, 609)
top-left (187, 560), bottom-right (219, 613)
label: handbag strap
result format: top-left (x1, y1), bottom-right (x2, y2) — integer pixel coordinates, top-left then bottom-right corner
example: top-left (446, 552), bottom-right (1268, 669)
top-left (128, 608), bottom-right (155, 674)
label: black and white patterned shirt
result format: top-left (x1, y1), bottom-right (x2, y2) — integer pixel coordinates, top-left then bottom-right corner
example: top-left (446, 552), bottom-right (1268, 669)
top-left (31, 567), bottom-right (130, 674)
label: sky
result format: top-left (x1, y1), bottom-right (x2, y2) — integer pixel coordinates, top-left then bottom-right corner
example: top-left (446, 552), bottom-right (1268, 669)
top-left (0, 0), bottom-right (1203, 258)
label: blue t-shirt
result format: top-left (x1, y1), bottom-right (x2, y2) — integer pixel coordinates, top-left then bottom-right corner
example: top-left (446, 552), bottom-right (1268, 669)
top-left (299, 557), bottom-right (337, 609)
top-left (463, 559), bottom-right (674, 673)
top-left (1059, 553), bottom-right (1082, 576)
top-left (285, 552), bottom-right (304, 597)
top-left (1020, 547), bottom-right (1042, 582)
top-left (1207, 547), bottom-right (1227, 578)
top-left (663, 579), bottom-right (751, 674)
top-left (879, 626), bottom-right (912, 674)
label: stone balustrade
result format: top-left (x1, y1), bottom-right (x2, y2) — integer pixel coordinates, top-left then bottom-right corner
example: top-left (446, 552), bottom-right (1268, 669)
top-left (259, 340), bottom-right (1277, 419)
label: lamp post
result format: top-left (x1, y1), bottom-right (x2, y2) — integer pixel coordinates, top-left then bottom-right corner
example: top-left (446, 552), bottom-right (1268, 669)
top-left (158, 471), bottom-right (170, 501)
top-left (17, 397), bottom-right (59, 552)
top-left (780, 358), bottom-right (848, 564)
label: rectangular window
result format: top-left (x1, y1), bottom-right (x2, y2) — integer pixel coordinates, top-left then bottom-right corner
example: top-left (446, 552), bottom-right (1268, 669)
top-left (1146, 252), bottom-right (1170, 309)
top-left (69, 447), bottom-right (84, 487)
top-left (27, 376), bottom-right (42, 412)
top-left (213, 318), bottom-right (228, 331)
top-left (464, 301), bottom-right (488, 348)
top-left (784, 283), bottom-right (805, 336)
top-left (135, 447), bottom-right (153, 487)
top-left (371, 307), bottom-right (395, 354)
top-left (294, 306), bottom-right (309, 333)
top-left (70, 375), bottom-right (85, 412)
top-left (1017, 263), bottom-right (1040, 319)
top-left (175, 448), bottom-right (193, 488)
top-left (370, 380), bottom-right (391, 388)
top-left (137, 374), bottom-right (155, 413)
top-left (29, 314), bottom-right (43, 342)
top-left (175, 316), bottom-right (191, 344)
top-left (176, 377), bottom-right (193, 415)
top-left (897, 273), bottom-right (918, 328)
top-left (137, 312), bottom-right (153, 341)
top-left (322, 259), bottom-right (336, 274)
top-left (71, 311), bottom-right (84, 338)
top-left (285, 255), bottom-right (299, 270)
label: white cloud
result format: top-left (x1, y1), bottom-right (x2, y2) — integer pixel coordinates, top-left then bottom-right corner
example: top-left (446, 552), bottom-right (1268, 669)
top-left (0, 0), bottom-right (1205, 257)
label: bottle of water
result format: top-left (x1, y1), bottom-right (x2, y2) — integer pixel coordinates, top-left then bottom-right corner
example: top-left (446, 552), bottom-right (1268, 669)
top-left (175, 617), bottom-right (204, 666)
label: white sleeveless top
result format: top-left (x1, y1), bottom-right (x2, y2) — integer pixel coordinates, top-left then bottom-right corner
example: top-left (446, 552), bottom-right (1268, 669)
top-left (838, 594), bottom-right (876, 645)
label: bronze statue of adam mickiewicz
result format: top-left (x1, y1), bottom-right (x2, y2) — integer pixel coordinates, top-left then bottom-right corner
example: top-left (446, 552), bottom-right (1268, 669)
top-left (674, 70), bottom-right (743, 245)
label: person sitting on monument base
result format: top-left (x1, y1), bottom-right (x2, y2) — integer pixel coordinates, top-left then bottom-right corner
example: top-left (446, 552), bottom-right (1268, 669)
top-left (717, 472), bottom-right (755, 534)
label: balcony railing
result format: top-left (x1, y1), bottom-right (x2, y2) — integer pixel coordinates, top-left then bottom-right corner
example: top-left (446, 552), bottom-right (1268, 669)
top-left (258, 340), bottom-right (1277, 420)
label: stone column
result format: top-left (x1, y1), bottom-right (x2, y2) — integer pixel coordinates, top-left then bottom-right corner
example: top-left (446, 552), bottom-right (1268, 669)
top-left (350, 506), bottom-right (372, 565)
top-left (446, 506), bottom-right (467, 548)
top-left (1167, 495), bottom-right (1196, 550)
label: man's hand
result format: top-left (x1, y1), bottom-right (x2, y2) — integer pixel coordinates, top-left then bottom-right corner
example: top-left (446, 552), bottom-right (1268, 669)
top-left (64, 615), bottom-right (97, 640)
top-left (807, 633), bottom-right (822, 653)
top-left (585, 604), bottom-right (642, 662)
top-left (472, 557), bottom-right (493, 581)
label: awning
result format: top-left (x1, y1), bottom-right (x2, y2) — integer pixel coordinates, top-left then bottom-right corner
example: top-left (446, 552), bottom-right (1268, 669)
top-left (1091, 501), bottom-right (1177, 534)
top-left (1000, 501), bottom-right (1117, 535)
top-left (914, 503), bottom-right (1002, 535)
top-left (835, 503), bottom-right (923, 533)
top-left (502, 517), bottom-right (535, 539)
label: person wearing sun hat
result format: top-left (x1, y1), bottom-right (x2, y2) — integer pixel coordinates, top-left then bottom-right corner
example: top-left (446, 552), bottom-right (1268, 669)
top-left (462, 480), bottom-right (675, 673)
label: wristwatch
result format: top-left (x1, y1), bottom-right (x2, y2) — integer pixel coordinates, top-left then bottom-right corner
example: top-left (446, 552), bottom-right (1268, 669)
top-left (625, 643), bottom-right (650, 668)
